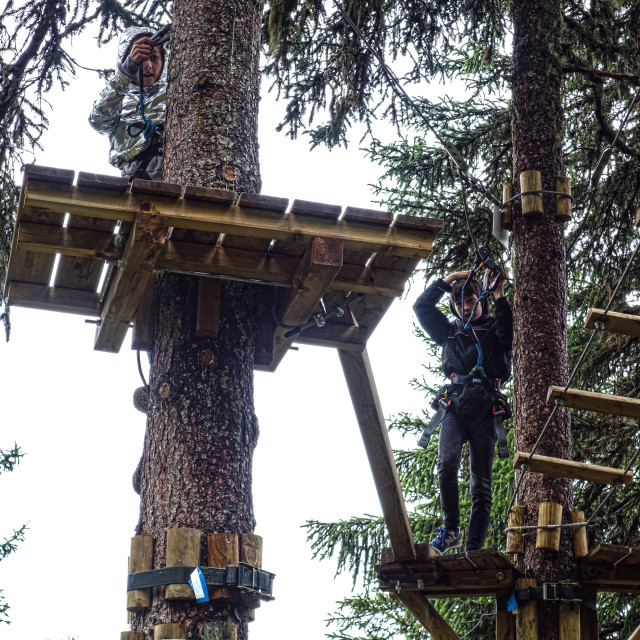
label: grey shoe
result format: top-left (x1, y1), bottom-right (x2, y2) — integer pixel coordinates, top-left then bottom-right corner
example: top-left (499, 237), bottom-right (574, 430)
top-left (430, 526), bottom-right (462, 554)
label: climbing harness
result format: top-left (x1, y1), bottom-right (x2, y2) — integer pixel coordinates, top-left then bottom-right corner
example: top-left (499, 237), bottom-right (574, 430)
top-left (417, 375), bottom-right (510, 458)
top-left (418, 246), bottom-right (510, 455)
top-left (127, 25), bottom-right (170, 142)
top-left (460, 246), bottom-right (505, 377)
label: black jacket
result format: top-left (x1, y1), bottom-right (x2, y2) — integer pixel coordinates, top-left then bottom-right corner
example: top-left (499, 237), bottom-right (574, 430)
top-left (413, 278), bottom-right (513, 382)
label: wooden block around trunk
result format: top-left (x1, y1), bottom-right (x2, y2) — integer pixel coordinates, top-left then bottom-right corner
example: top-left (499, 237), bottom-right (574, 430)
top-left (536, 502), bottom-right (562, 551)
top-left (506, 505), bottom-right (525, 554)
top-left (570, 510), bottom-right (589, 558)
top-left (127, 535), bottom-right (153, 611)
top-left (208, 533), bottom-right (239, 601)
top-left (520, 169), bottom-right (543, 215)
top-left (154, 623), bottom-right (186, 639)
top-left (515, 578), bottom-right (538, 639)
top-left (559, 600), bottom-right (580, 640)
top-left (165, 528), bottom-right (201, 600)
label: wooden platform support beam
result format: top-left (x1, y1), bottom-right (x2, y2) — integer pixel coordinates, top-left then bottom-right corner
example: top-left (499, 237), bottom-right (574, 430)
top-left (580, 587), bottom-right (598, 640)
top-left (269, 237), bottom-right (343, 370)
top-left (393, 591), bottom-right (461, 640)
top-left (628, 620), bottom-right (640, 640)
top-left (513, 451), bottom-right (633, 486)
top-left (585, 308), bottom-right (640, 338)
top-left (95, 208), bottom-right (167, 352)
top-left (547, 386), bottom-right (640, 419)
top-left (496, 590), bottom-right (516, 640)
top-left (339, 348), bottom-right (416, 561)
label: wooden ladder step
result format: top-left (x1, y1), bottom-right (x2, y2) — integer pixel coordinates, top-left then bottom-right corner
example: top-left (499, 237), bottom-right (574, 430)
top-left (513, 451), bottom-right (633, 486)
top-left (547, 386), bottom-right (640, 419)
top-left (585, 308), bottom-right (640, 338)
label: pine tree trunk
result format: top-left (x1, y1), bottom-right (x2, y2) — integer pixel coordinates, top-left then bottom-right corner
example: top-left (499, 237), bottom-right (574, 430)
top-left (132, 2), bottom-right (264, 637)
top-left (511, 0), bottom-right (577, 635)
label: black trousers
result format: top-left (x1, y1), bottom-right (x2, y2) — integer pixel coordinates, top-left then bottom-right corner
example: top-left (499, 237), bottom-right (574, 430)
top-left (437, 384), bottom-right (496, 551)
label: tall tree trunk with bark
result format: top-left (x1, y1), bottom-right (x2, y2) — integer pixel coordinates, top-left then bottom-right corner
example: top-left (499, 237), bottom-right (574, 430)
top-left (132, 1), bottom-right (264, 637)
top-left (511, 0), bottom-right (576, 635)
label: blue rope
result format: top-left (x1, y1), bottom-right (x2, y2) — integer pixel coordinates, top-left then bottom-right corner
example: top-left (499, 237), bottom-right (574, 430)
top-left (127, 63), bottom-right (164, 140)
top-left (461, 283), bottom-right (489, 376)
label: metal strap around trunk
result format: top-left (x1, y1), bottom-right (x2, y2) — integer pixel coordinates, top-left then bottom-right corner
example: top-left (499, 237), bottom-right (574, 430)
top-left (127, 563), bottom-right (275, 600)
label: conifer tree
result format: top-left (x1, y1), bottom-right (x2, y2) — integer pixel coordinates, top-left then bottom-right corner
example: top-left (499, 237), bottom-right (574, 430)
top-left (267, 1), bottom-right (640, 637)
top-left (0, 445), bottom-right (26, 625)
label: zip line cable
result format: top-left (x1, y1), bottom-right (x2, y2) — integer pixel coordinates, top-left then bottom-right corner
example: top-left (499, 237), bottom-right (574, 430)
top-left (507, 237), bottom-right (640, 516)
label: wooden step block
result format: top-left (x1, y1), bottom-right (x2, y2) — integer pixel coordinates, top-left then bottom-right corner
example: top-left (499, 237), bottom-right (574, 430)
top-left (585, 308), bottom-right (640, 338)
top-left (513, 451), bottom-right (633, 486)
top-left (547, 386), bottom-right (640, 419)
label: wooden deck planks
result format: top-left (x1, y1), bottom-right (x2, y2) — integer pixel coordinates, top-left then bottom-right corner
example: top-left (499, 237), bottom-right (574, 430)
top-left (513, 451), bottom-right (634, 486)
top-left (22, 180), bottom-right (439, 258)
top-left (547, 386), bottom-right (640, 418)
top-left (269, 237), bottom-right (344, 370)
top-left (7, 166), bottom-right (443, 366)
top-left (585, 308), bottom-right (640, 338)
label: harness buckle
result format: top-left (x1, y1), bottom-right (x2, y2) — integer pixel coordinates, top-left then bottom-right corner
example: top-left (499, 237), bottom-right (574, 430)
top-left (542, 583), bottom-right (560, 601)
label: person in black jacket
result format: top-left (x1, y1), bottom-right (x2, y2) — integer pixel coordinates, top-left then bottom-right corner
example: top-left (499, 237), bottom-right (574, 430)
top-left (413, 270), bottom-right (512, 553)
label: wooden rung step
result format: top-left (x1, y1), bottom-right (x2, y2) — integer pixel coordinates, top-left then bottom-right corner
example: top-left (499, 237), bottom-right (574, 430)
top-left (547, 386), bottom-right (640, 419)
top-left (513, 452), bottom-right (633, 486)
top-left (585, 308), bottom-right (640, 338)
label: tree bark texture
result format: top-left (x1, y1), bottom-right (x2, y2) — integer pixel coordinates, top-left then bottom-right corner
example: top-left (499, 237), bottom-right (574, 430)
top-left (511, 0), bottom-right (576, 635)
top-left (132, 2), bottom-right (264, 638)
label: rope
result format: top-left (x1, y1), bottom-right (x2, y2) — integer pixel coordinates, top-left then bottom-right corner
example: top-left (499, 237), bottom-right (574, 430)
top-left (507, 237), bottom-right (640, 514)
top-left (137, 350), bottom-right (149, 389)
top-left (127, 63), bottom-right (165, 140)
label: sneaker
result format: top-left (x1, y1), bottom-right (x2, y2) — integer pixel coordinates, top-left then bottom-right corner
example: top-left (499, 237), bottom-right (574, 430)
top-left (430, 526), bottom-right (462, 554)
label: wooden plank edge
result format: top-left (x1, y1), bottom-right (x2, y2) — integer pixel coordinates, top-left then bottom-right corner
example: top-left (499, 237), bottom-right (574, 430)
top-left (513, 451), bottom-right (634, 487)
top-left (8, 281), bottom-right (101, 316)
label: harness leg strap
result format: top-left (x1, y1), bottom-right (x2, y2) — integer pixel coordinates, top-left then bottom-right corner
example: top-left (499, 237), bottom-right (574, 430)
top-left (493, 408), bottom-right (509, 458)
top-left (418, 398), bottom-right (451, 449)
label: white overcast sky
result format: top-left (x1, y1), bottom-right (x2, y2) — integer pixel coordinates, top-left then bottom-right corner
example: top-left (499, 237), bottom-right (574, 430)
top-left (1, 23), bottom-right (436, 640)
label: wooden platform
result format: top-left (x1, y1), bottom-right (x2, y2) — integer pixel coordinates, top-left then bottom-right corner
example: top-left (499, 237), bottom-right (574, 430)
top-left (580, 544), bottom-right (640, 593)
top-left (547, 386), bottom-right (640, 419)
top-left (375, 545), bottom-right (515, 598)
top-left (5, 165), bottom-right (442, 370)
top-left (513, 451), bottom-right (634, 486)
